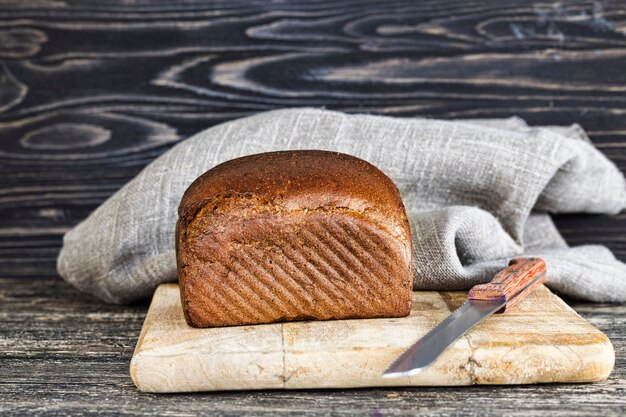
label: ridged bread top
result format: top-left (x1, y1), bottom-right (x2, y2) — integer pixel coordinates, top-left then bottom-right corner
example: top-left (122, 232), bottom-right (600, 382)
top-left (178, 150), bottom-right (410, 240)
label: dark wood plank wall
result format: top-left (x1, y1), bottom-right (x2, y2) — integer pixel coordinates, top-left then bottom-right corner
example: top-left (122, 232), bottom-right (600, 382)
top-left (1, 0), bottom-right (626, 282)
top-left (2, 1), bottom-right (626, 415)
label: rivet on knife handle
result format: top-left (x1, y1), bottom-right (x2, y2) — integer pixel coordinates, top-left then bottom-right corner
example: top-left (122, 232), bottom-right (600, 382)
top-left (468, 257), bottom-right (546, 314)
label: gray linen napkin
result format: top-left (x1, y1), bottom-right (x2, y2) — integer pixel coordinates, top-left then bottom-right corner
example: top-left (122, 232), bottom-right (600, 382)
top-left (57, 108), bottom-right (626, 304)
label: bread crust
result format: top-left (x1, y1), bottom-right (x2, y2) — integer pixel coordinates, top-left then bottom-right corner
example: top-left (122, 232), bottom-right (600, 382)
top-left (177, 150), bottom-right (412, 327)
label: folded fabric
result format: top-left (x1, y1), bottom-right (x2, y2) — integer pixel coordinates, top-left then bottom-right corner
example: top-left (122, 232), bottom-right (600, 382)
top-left (57, 108), bottom-right (626, 304)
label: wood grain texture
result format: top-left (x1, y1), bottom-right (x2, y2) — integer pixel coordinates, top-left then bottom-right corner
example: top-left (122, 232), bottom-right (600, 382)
top-left (1, 278), bottom-right (625, 416)
top-left (1, 0), bottom-right (626, 415)
top-left (2, 0), bottom-right (626, 279)
top-left (130, 284), bottom-right (613, 392)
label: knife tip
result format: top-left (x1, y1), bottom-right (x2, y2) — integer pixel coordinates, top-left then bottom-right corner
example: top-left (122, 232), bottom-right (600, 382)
top-left (382, 367), bottom-right (426, 379)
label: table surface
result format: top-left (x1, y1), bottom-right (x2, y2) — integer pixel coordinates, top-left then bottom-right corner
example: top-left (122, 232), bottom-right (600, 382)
top-left (1, 0), bottom-right (626, 415)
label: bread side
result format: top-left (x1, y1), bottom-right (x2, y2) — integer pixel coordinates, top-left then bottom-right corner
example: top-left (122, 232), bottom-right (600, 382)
top-left (176, 150), bottom-right (412, 327)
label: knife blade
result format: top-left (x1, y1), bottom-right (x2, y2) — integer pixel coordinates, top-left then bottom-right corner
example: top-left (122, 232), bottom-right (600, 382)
top-left (382, 257), bottom-right (546, 378)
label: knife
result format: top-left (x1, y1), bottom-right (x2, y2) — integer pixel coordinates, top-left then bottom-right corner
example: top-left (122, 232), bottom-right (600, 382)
top-left (382, 257), bottom-right (546, 378)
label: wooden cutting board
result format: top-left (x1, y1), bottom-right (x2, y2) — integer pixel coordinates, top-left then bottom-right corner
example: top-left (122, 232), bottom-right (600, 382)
top-left (130, 284), bottom-right (614, 393)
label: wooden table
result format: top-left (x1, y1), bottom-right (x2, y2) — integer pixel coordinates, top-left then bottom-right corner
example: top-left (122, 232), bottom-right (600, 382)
top-left (1, 1), bottom-right (625, 415)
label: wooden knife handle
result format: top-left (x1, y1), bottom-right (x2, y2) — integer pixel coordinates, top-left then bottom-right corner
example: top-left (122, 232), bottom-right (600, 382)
top-left (468, 257), bottom-right (546, 314)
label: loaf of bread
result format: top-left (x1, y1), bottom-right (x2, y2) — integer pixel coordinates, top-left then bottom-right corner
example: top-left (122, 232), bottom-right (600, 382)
top-left (176, 150), bottom-right (413, 328)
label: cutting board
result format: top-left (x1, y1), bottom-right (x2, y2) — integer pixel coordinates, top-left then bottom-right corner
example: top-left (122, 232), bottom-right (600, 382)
top-left (130, 284), bottom-right (614, 393)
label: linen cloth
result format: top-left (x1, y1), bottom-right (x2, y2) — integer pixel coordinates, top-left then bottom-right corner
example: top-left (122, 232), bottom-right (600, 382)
top-left (57, 108), bottom-right (626, 303)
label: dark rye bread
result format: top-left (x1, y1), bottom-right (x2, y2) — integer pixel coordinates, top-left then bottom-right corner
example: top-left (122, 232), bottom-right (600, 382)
top-left (176, 150), bottom-right (413, 328)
